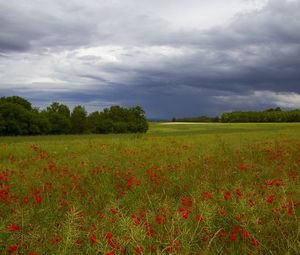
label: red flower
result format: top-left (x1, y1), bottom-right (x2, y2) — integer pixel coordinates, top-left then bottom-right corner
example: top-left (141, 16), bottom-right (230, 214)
top-left (135, 246), bottom-right (143, 253)
top-left (105, 232), bottom-right (113, 239)
top-left (242, 229), bottom-right (249, 239)
top-left (195, 215), bottom-right (204, 221)
top-left (90, 235), bottom-right (97, 244)
top-left (106, 252), bottom-right (115, 255)
top-left (166, 247), bottom-right (173, 252)
top-left (35, 197), bottom-right (42, 204)
top-left (219, 210), bottom-right (226, 215)
top-left (29, 253), bottom-right (38, 255)
top-left (266, 195), bottom-right (273, 203)
top-left (156, 216), bottom-right (163, 224)
top-left (220, 231), bottom-right (226, 237)
top-left (224, 191), bottom-right (231, 201)
top-left (202, 192), bottom-right (213, 200)
top-left (236, 189), bottom-right (243, 196)
top-left (147, 229), bottom-right (155, 237)
top-left (251, 239), bottom-right (259, 246)
top-left (230, 233), bottom-right (236, 241)
top-left (6, 225), bottom-right (20, 231)
top-left (175, 242), bottom-right (181, 247)
top-left (182, 212), bottom-right (189, 219)
top-left (8, 245), bottom-right (17, 252)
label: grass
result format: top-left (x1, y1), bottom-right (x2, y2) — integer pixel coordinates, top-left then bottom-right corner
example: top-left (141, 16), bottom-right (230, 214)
top-left (0, 123), bottom-right (299, 254)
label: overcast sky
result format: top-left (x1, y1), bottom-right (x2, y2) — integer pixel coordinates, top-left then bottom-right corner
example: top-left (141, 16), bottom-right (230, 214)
top-left (0, 0), bottom-right (300, 119)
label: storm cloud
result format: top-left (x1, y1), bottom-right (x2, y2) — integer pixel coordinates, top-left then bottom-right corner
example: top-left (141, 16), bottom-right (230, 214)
top-left (0, 0), bottom-right (300, 119)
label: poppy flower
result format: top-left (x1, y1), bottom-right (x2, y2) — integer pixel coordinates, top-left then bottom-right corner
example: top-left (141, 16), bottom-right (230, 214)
top-left (6, 225), bottom-right (20, 231)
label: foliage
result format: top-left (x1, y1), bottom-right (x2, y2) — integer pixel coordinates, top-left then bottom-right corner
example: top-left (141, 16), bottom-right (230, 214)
top-left (0, 124), bottom-right (299, 254)
top-left (0, 96), bottom-right (148, 136)
top-left (71, 105), bottom-right (87, 134)
top-left (175, 116), bottom-right (219, 122)
top-left (221, 109), bottom-right (300, 122)
top-left (87, 105), bottom-right (148, 134)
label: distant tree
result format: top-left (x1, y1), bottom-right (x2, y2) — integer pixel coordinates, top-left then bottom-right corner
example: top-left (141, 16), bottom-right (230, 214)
top-left (71, 105), bottom-right (87, 134)
top-left (0, 96), bottom-right (32, 111)
top-left (0, 101), bottom-right (49, 135)
top-left (44, 111), bottom-right (71, 134)
top-left (46, 102), bottom-right (70, 119)
top-left (44, 102), bottom-right (72, 134)
top-left (86, 105), bottom-right (148, 134)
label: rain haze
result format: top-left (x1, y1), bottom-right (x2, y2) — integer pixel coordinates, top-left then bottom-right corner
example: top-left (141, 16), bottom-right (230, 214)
top-left (0, 0), bottom-right (300, 119)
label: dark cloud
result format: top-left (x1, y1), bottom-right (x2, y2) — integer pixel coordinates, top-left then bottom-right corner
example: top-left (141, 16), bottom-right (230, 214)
top-left (0, 0), bottom-right (300, 118)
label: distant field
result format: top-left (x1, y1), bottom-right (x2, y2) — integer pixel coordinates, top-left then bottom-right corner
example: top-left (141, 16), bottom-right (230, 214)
top-left (0, 123), bottom-right (299, 254)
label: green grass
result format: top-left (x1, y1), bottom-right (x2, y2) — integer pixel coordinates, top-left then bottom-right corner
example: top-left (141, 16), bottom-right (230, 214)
top-left (0, 123), bottom-right (299, 254)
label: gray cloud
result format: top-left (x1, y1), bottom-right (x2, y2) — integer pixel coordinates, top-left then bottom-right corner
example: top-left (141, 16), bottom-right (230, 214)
top-left (0, 0), bottom-right (300, 118)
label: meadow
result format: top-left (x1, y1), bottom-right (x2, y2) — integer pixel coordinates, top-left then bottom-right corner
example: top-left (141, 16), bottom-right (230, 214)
top-left (0, 123), bottom-right (299, 255)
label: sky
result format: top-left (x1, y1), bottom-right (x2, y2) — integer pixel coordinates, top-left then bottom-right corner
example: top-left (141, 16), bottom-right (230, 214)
top-left (0, 0), bottom-right (300, 119)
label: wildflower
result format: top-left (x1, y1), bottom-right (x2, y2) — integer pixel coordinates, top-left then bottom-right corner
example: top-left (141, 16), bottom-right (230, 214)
top-left (23, 198), bottom-right (29, 204)
top-left (175, 242), bottom-right (181, 247)
top-left (232, 226), bottom-right (241, 232)
top-left (147, 230), bottom-right (155, 237)
top-left (6, 225), bottom-right (20, 231)
top-left (166, 247), bottom-right (173, 252)
top-left (182, 212), bottom-right (189, 219)
top-left (148, 246), bottom-right (156, 251)
top-left (266, 195), bottom-right (273, 203)
top-left (51, 236), bottom-right (62, 244)
top-left (242, 229), bottom-right (249, 239)
top-left (220, 210), bottom-right (226, 215)
top-left (156, 216), bottom-right (163, 224)
top-left (220, 231), bottom-right (226, 237)
top-left (181, 197), bottom-right (192, 207)
top-left (202, 192), bottom-right (213, 200)
top-left (106, 252), bottom-right (115, 255)
top-left (251, 239), bottom-right (259, 246)
top-left (230, 233), bottom-right (237, 241)
top-left (195, 215), bottom-right (204, 221)
top-left (75, 239), bottom-right (81, 244)
top-left (224, 191), bottom-right (231, 201)
top-left (34, 197), bottom-right (42, 204)
top-left (8, 245), bottom-right (17, 252)
top-left (236, 189), bottom-right (243, 196)
top-left (29, 253), bottom-right (39, 255)
top-left (90, 235), bottom-right (97, 244)
top-left (135, 246), bottom-right (143, 253)
top-left (105, 232), bottom-right (113, 239)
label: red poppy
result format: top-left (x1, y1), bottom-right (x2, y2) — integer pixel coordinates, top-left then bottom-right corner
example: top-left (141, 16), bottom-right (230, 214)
top-left (90, 235), bottom-right (97, 244)
top-left (135, 246), bottom-right (142, 254)
top-left (105, 232), bottom-right (113, 239)
top-left (6, 225), bottom-right (20, 231)
top-left (242, 229), bottom-right (249, 239)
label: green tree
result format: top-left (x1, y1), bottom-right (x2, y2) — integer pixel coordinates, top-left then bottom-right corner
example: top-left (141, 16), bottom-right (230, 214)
top-left (71, 105), bottom-right (87, 134)
top-left (46, 102), bottom-right (70, 119)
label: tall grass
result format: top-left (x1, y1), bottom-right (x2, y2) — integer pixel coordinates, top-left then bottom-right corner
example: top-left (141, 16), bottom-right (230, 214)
top-left (0, 123), bottom-right (299, 254)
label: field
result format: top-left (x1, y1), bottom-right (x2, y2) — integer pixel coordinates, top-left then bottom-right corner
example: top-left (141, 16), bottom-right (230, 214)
top-left (0, 123), bottom-right (299, 255)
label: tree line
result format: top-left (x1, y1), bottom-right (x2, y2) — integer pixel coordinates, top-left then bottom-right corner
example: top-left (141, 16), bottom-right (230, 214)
top-left (172, 108), bottom-right (300, 123)
top-left (0, 96), bottom-right (148, 136)
top-left (172, 116), bottom-right (219, 122)
top-left (220, 108), bottom-right (300, 122)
